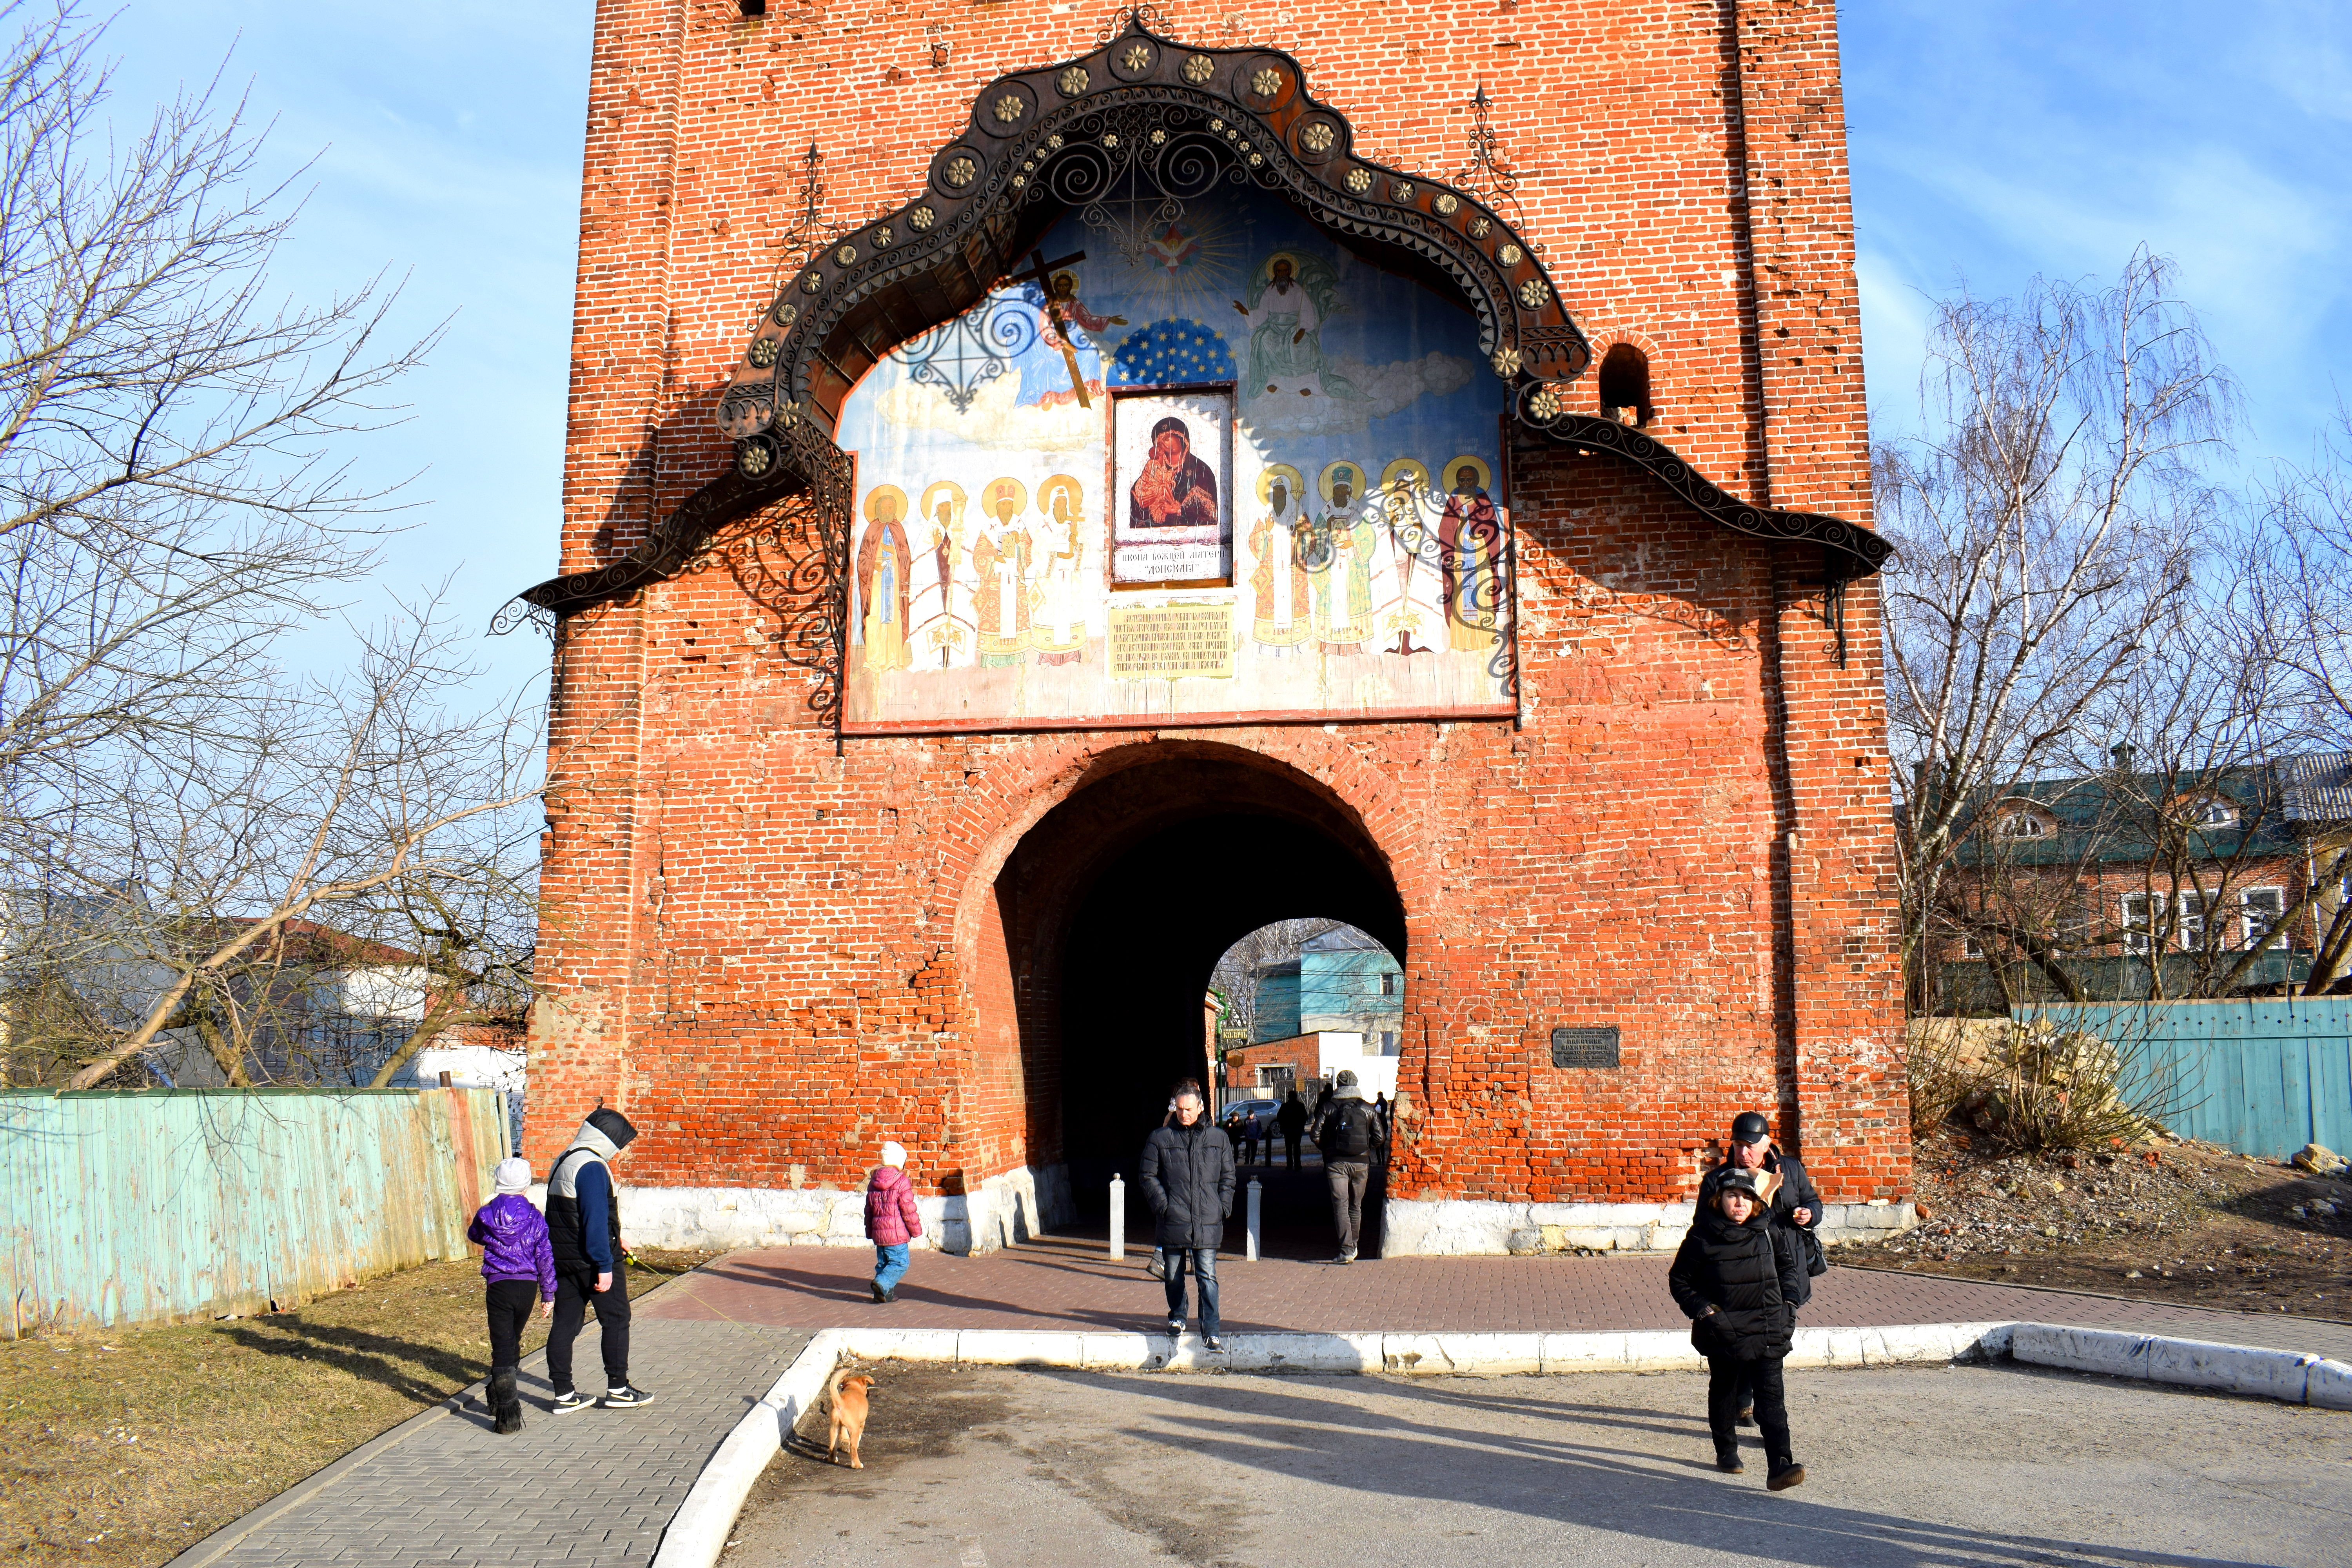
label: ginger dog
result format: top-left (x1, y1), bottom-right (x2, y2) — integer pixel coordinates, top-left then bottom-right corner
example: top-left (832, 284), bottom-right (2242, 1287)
top-left (826, 1370), bottom-right (876, 1469)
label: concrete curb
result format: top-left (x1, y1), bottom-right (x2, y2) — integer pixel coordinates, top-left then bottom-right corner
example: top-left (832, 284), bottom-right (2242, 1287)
top-left (2007, 1322), bottom-right (2352, 1408)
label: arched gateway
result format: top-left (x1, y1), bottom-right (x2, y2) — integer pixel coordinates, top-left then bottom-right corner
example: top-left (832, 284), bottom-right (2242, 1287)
top-left (518, 7), bottom-right (1914, 1256)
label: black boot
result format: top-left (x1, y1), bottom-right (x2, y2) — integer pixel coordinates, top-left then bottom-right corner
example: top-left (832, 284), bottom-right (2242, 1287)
top-left (1713, 1442), bottom-right (1744, 1474)
top-left (1768, 1461), bottom-right (1805, 1490)
top-left (871, 1280), bottom-right (886, 1303)
top-left (490, 1370), bottom-right (523, 1435)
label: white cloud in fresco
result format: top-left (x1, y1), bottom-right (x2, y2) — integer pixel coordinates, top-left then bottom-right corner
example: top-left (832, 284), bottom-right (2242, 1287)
top-left (1237, 351), bottom-right (1477, 441)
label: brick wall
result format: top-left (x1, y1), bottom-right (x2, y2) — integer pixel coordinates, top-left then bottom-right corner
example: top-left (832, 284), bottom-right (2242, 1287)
top-left (525, 0), bottom-right (1912, 1231)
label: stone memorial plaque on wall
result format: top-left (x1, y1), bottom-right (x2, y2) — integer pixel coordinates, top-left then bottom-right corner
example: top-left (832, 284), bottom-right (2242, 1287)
top-left (1550, 1027), bottom-right (1620, 1069)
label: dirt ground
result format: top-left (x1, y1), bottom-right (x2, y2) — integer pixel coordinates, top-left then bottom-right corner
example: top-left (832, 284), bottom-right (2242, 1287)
top-left (0, 1248), bottom-right (714, 1568)
top-left (1837, 1129), bottom-right (2352, 1319)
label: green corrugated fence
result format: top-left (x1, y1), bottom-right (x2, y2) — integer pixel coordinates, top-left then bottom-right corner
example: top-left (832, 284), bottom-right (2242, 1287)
top-left (2018, 999), bottom-right (2352, 1161)
top-left (0, 1086), bottom-right (508, 1335)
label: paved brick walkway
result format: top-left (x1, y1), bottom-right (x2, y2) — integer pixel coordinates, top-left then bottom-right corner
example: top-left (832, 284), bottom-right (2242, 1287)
top-left (644, 1235), bottom-right (2352, 1361)
top-left (167, 1319), bottom-right (811, 1568)
top-left (176, 1238), bottom-right (2352, 1567)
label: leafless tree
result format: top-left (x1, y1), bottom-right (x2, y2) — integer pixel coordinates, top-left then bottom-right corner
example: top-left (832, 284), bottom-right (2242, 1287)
top-left (1881, 251), bottom-right (2236, 1010)
top-left (0, 2), bottom-right (432, 881)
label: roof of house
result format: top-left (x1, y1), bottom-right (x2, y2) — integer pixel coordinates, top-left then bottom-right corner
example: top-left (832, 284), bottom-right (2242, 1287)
top-left (1941, 751), bottom-right (2345, 869)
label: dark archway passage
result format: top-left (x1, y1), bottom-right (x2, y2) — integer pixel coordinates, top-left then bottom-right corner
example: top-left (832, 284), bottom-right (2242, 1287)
top-left (975, 745), bottom-right (1403, 1250)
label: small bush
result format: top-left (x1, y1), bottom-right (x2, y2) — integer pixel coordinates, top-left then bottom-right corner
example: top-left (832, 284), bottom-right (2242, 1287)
top-left (1961, 1021), bottom-right (2168, 1152)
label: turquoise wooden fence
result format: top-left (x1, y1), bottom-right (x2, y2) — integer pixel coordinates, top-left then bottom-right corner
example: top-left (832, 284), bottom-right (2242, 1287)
top-left (0, 1086), bottom-right (508, 1335)
top-left (2017, 999), bottom-right (2352, 1160)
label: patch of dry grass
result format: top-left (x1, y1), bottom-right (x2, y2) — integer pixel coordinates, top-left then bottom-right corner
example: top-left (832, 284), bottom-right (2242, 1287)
top-left (0, 1249), bottom-right (713, 1568)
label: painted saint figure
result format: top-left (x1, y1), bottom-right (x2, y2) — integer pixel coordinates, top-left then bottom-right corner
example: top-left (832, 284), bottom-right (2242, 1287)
top-left (1248, 465), bottom-right (1310, 651)
top-left (856, 485), bottom-right (914, 673)
top-left (1438, 458), bottom-right (1503, 651)
top-left (1128, 416), bottom-right (1219, 530)
top-left (973, 477), bottom-right (1033, 666)
top-left (1376, 459), bottom-right (1438, 657)
top-left (1232, 252), bottom-right (1361, 400)
top-left (1029, 474), bottom-right (1088, 665)
top-left (1310, 462), bottom-right (1376, 654)
top-left (911, 481), bottom-right (970, 668)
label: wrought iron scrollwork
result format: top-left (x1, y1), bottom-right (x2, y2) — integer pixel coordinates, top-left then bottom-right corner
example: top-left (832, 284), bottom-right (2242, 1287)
top-left (896, 290), bottom-right (1043, 413)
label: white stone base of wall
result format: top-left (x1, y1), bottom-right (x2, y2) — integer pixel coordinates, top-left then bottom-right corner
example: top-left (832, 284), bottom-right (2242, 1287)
top-left (534, 1164), bottom-right (1075, 1257)
top-left (1381, 1197), bottom-right (1919, 1257)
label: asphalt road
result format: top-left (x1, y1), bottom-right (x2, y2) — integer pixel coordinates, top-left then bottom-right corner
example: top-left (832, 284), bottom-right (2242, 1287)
top-left (725, 1361), bottom-right (2352, 1568)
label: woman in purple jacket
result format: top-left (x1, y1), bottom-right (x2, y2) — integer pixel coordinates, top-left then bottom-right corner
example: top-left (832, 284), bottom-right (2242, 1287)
top-left (469, 1158), bottom-right (557, 1433)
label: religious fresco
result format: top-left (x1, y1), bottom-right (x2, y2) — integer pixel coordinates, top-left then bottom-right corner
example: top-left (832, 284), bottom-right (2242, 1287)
top-left (835, 184), bottom-right (1513, 732)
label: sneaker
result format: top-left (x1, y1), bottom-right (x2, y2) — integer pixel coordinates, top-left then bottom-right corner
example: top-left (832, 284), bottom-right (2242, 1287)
top-left (1767, 1463), bottom-right (1806, 1492)
top-left (870, 1281), bottom-right (886, 1303)
top-left (1714, 1446), bottom-right (1744, 1474)
top-left (1166, 1316), bottom-right (1185, 1338)
top-left (1203, 1336), bottom-right (1223, 1353)
top-left (600, 1385), bottom-right (656, 1409)
top-left (550, 1390), bottom-right (588, 1415)
top-left (1330, 1253), bottom-right (1355, 1265)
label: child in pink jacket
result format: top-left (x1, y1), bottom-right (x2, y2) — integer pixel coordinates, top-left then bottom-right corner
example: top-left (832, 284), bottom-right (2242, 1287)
top-left (864, 1141), bottom-right (924, 1303)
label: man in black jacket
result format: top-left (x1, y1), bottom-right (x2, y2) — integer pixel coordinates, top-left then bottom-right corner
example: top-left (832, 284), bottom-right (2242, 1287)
top-left (1139, 1080), bottom-right (1235, 1350)
top-left (1311, 1070), bottom-right (1388, 1264)
top-left (1695, 1111), bottom-right (1821, 1423)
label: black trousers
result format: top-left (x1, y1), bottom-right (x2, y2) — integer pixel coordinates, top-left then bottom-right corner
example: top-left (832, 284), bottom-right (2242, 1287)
top-left (485, 1278), bottom-right (538, 1375)
top-left (1707, 1352), bottom-right (1791, 1466)
top-left (1282, 1133), bottom-right (1301, 1169)
top-left (548, 1262), bottom-right (630, 1394)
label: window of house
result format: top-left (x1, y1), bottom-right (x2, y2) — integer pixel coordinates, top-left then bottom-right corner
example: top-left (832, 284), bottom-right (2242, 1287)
top-left (1380, 972), bottom-right (1397, 996)
top-left (2055, 906), bottom-right (2093, 956)
top-left (1962, 932), bottom-right (1986, 959)
top-left (1379, 1031), bottom-right (1400, 1056)
top-left (2122, 892), bottom-right (2158, 955)
top-left (2181, 796), bottom-right (2238, 828)
top-left (2241, 887), bottom-right (2286, 949)
top-left (1995, 809), bottom-right (2049, 838)
top-left (2179, 891), bottom-right (2212, 951)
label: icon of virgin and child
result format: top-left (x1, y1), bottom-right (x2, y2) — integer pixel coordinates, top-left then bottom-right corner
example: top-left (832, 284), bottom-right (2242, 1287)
top-left (1127, 415), bottom-right (1219, 529)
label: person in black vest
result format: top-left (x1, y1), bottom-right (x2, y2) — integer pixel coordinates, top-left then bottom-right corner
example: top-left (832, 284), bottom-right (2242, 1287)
top-left (1695, 1111), bottom-right (1822, 1425)
top-left (1311, 1069), bottom-right (1387, 1263)
top-left (1138, 1079), bottom-right (1235, 1350)
top-left (545, 1107), bottom-right (655, 1412)
top-left (1668, 1168), bottom-right (1808, 1488)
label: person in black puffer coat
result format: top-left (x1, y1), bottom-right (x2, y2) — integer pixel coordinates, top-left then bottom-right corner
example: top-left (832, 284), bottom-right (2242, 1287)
top-left (1668, 1169), bottom-right (1808, 1490)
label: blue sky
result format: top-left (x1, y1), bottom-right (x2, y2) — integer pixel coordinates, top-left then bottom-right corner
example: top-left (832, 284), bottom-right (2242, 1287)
top-left (87, 2), bottom-right (2351, 694)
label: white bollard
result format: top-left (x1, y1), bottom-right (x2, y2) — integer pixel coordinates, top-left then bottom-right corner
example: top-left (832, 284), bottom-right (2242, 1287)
top-left (1246, 1177), bottom-right (1262, 1261)
top-left (1109, 1174), bottom-right (1125, 1260)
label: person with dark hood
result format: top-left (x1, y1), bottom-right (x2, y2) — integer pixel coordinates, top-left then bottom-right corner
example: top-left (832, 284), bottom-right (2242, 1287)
top-left (1138, 1079), bottom-right (1235, 1350)
top-left (1668, 1168), bottom-right (1808, 1489)
top-left (1276, 1089), bottom-right (1307, 1170)
top-left (1695, 1111), bottom-right (1823, 1424)
top-left (545, 1106), bottom-right (655, 1412)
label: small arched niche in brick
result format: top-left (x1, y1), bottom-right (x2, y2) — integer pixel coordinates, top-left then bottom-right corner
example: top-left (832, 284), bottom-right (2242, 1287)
top-left (1597, 343), bottom-right (1653, 427)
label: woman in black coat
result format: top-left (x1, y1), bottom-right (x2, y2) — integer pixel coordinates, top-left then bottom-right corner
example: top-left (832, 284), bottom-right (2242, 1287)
top-left (1668, 1169), bottom-right (1808, 1488)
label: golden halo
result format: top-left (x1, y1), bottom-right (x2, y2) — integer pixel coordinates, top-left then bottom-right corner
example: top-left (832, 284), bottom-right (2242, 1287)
top-left (1379, 458), bottom-right (1429, 495)
top-left (1441, 454), bottom-right (1493, 495)
top-left (863, 483), bottom-right (909, 524)
top-left (981, 476), bottom-right (1029, 518)
top-left (1318, 459), bottom-right (1367, 505)
top-left (1256, 463), bottom-right (1305, 504)
top-left (918, 480), bottom-right (967, 521)
top-left (1262, 250), bottom-right (1302, 281)
top-left (1038, 473), bottom-right (1085, 519)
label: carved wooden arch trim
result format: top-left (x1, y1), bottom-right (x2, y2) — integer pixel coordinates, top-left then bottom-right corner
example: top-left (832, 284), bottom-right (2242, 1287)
top-left (509, 18), bottom-right (1885, 648)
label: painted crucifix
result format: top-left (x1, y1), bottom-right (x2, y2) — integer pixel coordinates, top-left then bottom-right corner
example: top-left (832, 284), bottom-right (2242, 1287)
top-left (1005, 247), bottom-right (1123, 408)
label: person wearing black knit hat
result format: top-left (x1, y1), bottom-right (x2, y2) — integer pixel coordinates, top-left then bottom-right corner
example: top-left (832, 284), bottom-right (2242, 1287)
top-left (545, 1107), bottom-right (655, 1412)
top-left (1696, 1111), bottom-right (1822, 1426)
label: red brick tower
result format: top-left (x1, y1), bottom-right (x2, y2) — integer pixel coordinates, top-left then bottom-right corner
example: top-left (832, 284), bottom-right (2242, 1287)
top-left (515, 0), bottom-right (1911, 1255)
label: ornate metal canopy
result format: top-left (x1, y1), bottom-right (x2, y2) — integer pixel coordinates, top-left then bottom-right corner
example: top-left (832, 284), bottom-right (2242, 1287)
top-left (507, 17), bottom-right (1887, 683)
